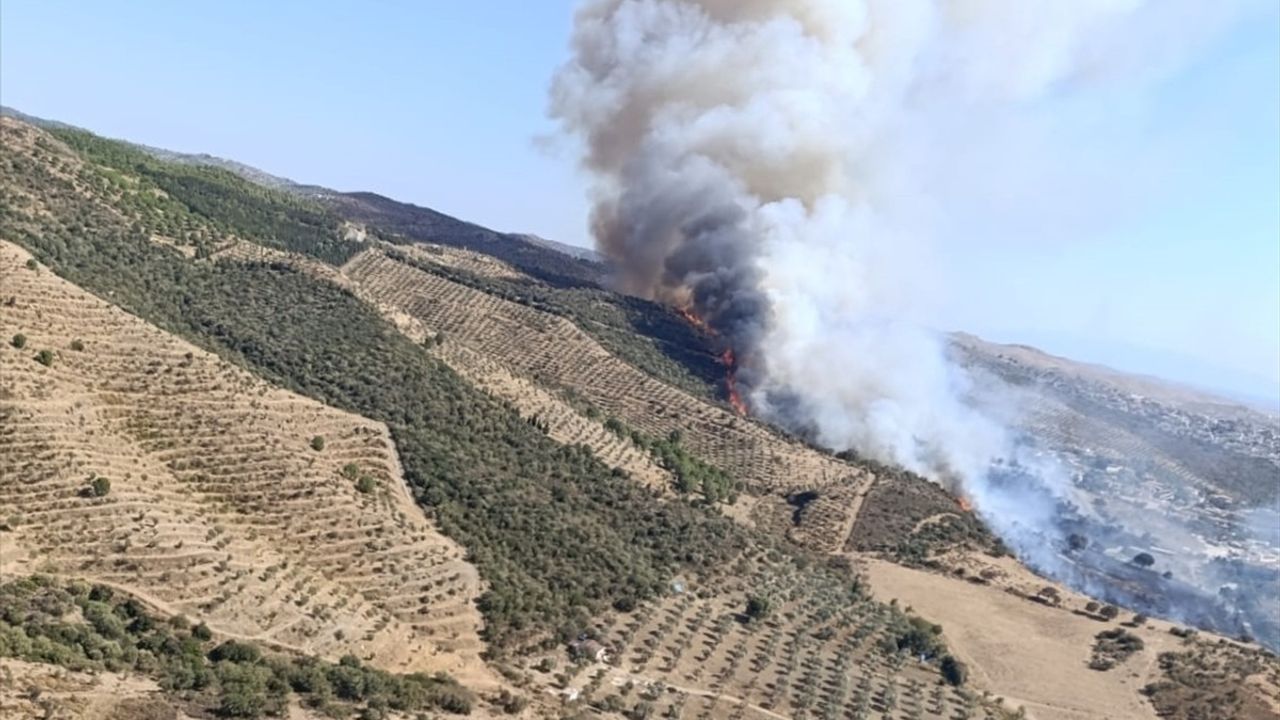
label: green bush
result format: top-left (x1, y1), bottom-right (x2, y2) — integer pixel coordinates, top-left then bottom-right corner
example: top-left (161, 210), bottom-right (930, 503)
top-left (745, 595), bottom-right (772, 621)
top-left (0, 577), bottom-right (476, 716)
top-left (209, 641), bottom-right (262, 664)
top-left (310, 436), bottom-right (325, 452)
top-left (10, 334), bottom-right (25, 349)
top-left (35, 349), bottom-right (55, 367)
top-left (940, 655), bottom-right (968, 686)
top-left (88, 475), bottom-right (111, 497)
top-left (70, 338), bottom-right (85, 351)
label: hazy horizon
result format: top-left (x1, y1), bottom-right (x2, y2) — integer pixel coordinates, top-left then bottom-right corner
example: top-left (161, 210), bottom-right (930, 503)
top-left (3, 1), bottom-right (1276, 404)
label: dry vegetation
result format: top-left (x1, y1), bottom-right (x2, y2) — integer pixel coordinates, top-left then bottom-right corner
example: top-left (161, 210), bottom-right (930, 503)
top-left (0, 243), bottom-right (489, 684)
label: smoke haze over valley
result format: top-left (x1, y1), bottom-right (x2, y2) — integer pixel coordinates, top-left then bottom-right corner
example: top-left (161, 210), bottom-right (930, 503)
top-left (551, 0), bottom-right (1280, 648)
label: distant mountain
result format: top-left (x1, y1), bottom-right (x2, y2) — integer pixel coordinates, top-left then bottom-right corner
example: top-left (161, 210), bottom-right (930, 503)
top-left (509, 233), bottom-right (604, 263)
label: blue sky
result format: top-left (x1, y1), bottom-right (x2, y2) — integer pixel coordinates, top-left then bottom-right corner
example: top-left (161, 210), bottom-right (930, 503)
top-left (2, 1), bottom-right (1277, 403)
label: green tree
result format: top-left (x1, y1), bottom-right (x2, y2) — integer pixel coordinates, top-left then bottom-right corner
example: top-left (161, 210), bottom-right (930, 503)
top-left (940, 655), bottom-right (968, 686)
top-left (217, 662), bottom-right (269, 718)
top-left (745, 595), bottom-right (772, 621)
top-left (88, 475), bottom-right (111, 498)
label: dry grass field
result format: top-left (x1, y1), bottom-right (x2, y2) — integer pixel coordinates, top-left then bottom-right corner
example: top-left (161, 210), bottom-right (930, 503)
top-left (0, 242), bottom-right (492, 686)
top-left (866, 558), bottom-right (1280, 720)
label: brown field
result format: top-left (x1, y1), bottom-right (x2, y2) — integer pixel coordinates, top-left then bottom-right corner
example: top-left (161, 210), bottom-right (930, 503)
top-left (0, 242), bottom-right (492, 686)
top-left (865, 558), bottom-right (1280, 720)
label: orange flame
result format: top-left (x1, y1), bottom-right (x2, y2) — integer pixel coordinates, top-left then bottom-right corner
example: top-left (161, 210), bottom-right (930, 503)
top-left (957, 496), bottom-right (973, 512)
top-left (677, 306), bottom-right (713, 335)
top-left (720, 349), bottom-right (749, 416)
top-left (677, 307), bottom-right (748, 416)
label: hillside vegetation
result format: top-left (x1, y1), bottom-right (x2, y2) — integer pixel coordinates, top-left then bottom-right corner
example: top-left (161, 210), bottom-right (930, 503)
top-left (5, 114), bottom-right (1277, 720)
top-left (0, 575), bottom-right (475, 719)
top-left (0, 241), bottom-right (486, 680)
top-left (0, 116), bottom-right (745, 650)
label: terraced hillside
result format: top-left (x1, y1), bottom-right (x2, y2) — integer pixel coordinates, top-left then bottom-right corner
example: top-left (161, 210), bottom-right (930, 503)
top-left (5, 112), bottom-right (1279, 720)
top-left (0, 242), bottom-right (490, 683)
top-left (342, 248), bottom-right (873, 545)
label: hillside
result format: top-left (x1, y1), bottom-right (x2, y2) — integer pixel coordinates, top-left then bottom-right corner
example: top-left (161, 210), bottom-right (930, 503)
top-left (954, 333), bottom-right (1280, 650)
top-left (0, 240), bottom-right (488, 680)
top-left (3, 113), bottom-right (1279, 720)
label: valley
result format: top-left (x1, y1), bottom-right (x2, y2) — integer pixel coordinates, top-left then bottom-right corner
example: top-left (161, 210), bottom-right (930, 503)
top-left (2, 112), bottom-right (1277, 720)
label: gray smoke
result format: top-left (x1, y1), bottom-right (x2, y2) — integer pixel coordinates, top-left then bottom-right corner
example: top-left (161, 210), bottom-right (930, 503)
top-left (551, 0), bottom-right (1264, 639)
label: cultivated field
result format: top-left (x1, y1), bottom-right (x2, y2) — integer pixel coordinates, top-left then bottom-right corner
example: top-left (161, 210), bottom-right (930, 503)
top-left (341, 248), bottom-right (873, 545)
top-left (521, 556), bottom-right (1004, 720)
top-left (0, 242), bottom-right (491, 685)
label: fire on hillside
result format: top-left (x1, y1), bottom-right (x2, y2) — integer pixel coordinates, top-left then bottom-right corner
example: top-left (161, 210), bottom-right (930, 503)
top-left (678, 305), bottom-right (748, 416)
top-left (721, 348), bottom-right (748, 416)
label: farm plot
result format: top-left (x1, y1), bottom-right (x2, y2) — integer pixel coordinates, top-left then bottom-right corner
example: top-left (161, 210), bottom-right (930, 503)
top-left (524, 555), bottom-right (1001, 720)
top-left (342, 249), bottom-right (870, 531)
top-left (0, 242), bottom-right (490, 684)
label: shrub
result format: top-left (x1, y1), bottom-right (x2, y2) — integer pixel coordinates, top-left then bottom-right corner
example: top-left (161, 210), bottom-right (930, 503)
top-left (25, 258), bottom-right (38, 270)
top-left (10, 334), bottom-right (25, 349)
top-left (88, 475), bottom-right (111, 497)
top-left (35, 349), bottom-right (55, 367)
top-left (217, 662), bottom-right (269, 718)
top-left (209, 640), bottom-right (262, 664)
top-left (940, 655), bottom-right (968, 686)
top-left (1132, 553), bottom-right (1156, 568)
top-left (1098, 605), bottom-right (1120, 621)
top-left (70, 339), bottom-right (85, 351)
top-left (192, 622), bottom-right (213, 641)
top-left (745, 595), bottom-right (772, 621)
top-left (310, 436), bottom-right (325, 451)
top-left (885, 616), bottom-right (946, 660)
top-left (355, 475), bottom-right (376, 494)
top-left (496, 689), bottom-right (528, 714)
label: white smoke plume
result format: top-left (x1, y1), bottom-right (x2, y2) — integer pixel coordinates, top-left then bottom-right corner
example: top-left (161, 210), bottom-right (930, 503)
top-left (552, 0), bottom-right (1237, 475)
top-left (551, 0), bottom-right (1263, 635)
